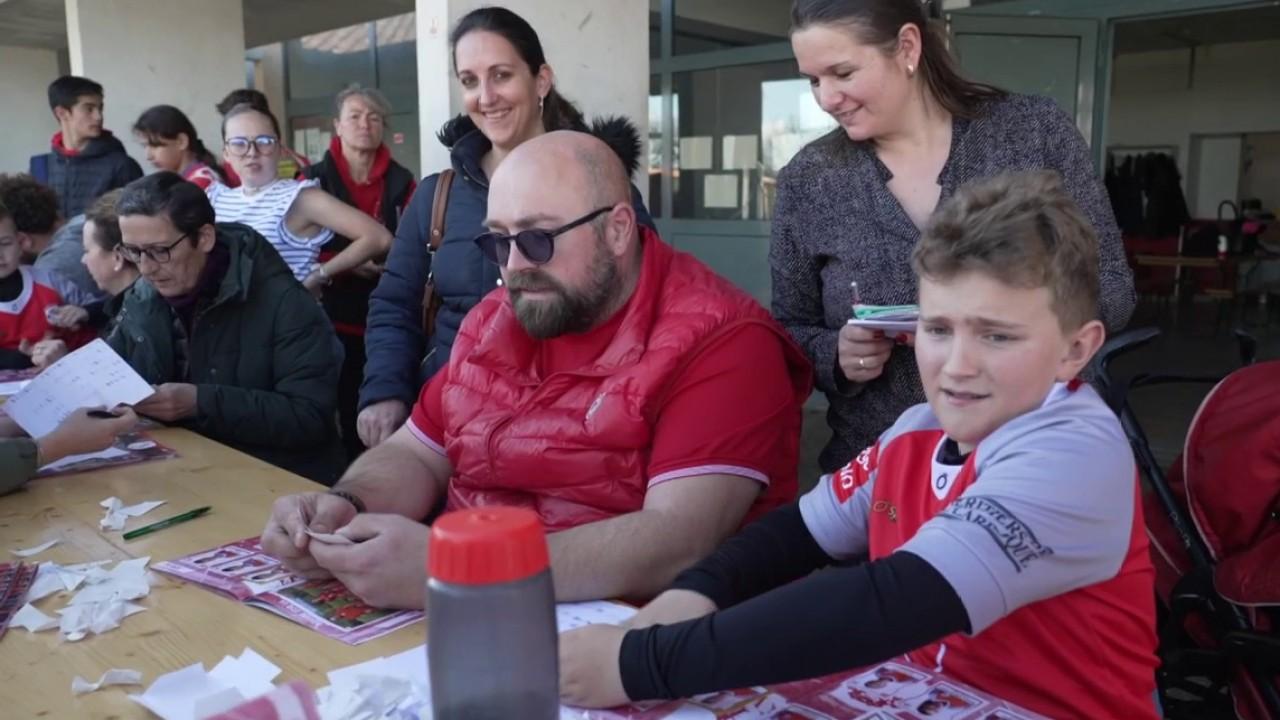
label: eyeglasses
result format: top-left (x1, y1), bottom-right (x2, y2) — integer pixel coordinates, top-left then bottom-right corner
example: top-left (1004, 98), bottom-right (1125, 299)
top-left (225, 135), bottom-right (279, 157)
top-left (119, 232), bottom-right (191, 264)
top-left (474, 206), bottom-right (613, 266)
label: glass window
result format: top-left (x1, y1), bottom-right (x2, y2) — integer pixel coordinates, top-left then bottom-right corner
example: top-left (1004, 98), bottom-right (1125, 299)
top-left (673, 0), bottom-right (790, 55)
top-left (287, 24), bottom-right (376, 100)
top-left (648, 75), bottom-right (664, 218)
top-left (649, 0), bottom-right (662, 60)
top-left (375, 13), bottom-right (417, 96)
top-left (671, 61), bottom-right (835, 220)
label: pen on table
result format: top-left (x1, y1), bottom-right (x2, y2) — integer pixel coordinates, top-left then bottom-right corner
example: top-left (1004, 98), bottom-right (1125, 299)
top-left (123, 506), bottom-right (211, 541)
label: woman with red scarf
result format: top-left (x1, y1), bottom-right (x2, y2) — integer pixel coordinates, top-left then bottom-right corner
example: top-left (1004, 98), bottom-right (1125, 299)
top-left (305, 86), bottom-right (417, 462)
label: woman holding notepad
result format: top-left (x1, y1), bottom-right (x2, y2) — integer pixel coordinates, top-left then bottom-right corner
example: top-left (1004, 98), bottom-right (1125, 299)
top-left (769, 0), bottom-right (1135, 471)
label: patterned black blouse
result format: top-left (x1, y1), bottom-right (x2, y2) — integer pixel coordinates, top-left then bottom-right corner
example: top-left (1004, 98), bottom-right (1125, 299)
top-left (770, 93), bottom-right (1135, 471)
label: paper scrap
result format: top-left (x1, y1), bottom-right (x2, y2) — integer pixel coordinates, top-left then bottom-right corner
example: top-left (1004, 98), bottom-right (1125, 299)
top-left (58, 601), bottom-right (146, 640)
top-left (722, 134), bottom-right (759, 170)
top-left (202, 680), bottom-right (321, 720)
top-left (43, 446), bottom-right (131, 472)
top-left (129, 649), bottom-right (284, 720)
top-left (11, 602), bottom-right (59, 632)
top-left (304, 528), bottom-right (355, 546)
top-left (4, 339), bottom-right (154, 439)
top-left (11, 538), bottom-right (60, 558)
top-left (100, 496), bottom-right (166, 531)
top-left (26, 560), bottom-right (112, 602)
top-left (72, 668), bottom-right (144, 695)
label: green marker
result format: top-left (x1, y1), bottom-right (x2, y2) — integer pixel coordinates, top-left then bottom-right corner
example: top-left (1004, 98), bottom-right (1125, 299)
top-left (123, 506), bottom-right (211, 541)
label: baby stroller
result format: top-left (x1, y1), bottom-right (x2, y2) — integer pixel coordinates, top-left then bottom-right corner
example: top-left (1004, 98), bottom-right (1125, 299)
top-left (1092, 327), bottom-right (1280, 719)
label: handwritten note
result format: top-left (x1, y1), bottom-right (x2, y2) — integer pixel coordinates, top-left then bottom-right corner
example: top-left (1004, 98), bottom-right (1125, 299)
top-left (4, 340), bottom-right (154, 438)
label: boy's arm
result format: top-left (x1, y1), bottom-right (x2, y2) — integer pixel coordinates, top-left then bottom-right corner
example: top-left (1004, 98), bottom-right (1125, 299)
top-left (619, 551), bottom-right (969, 700)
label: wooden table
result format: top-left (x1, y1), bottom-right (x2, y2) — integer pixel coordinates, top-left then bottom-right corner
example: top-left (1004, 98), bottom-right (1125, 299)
top-left (0, 428), bottom-right (423, 718)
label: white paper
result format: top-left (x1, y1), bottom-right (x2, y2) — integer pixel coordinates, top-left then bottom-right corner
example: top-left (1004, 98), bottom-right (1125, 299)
top-left (722, 134), bottom-right (759, 170)
top-left (11, 603), bottom-right (59, 632)
top-left (99, 496), bottom-right (166, 531)
top-left (315, 602), bottom-right (636, 720)
top-left (41, 446), bottom-right (131, 473)
top-left (678, 136), bottom-right (713, 170)
top-left (4, 339), bottom-right (153, 438)
top-left (703, 173), bottom-right (740, 209)
top-left (555, 600), bottom-right (637, 631)
top-left (129, 649), bottom-right (283, 720)
top-left (10, 538), bottom-right (60, 557)
top-left (72, 669), bottom-right (144, 695)
top-left (0, 379), bottom-right (29, 396)
top-left (304, 528), bottom-right (354, 545)
top-left (58, 601), bottom-right (147, 640)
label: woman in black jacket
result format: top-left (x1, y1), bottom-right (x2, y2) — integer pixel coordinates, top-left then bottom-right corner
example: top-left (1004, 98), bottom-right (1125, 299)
top-left (358, 6), bottom-right (652, 447)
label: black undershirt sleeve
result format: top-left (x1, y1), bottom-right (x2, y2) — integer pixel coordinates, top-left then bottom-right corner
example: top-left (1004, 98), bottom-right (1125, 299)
top-left (619, 551), bottom-right (971, 701)
top-left (668, 502), bottom-right (837, 609)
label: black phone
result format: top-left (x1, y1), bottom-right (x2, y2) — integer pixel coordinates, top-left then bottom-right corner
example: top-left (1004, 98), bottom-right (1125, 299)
top-left (87, 410), bottom-right (120, 419)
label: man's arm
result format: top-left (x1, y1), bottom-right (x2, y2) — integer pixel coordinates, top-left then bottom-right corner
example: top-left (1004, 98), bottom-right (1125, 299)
top-left (332, 423), bottom-right (452, 520)
top-left (548, 473), bottom-right (761, 602)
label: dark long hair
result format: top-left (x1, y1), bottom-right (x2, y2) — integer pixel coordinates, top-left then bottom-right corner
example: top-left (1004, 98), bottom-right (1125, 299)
top-left (791, 0), bottom-right (1005, 119)
top-left (449, 6), bottom-right (586, 133)
top-left (133, 105), bottom-right (227, 181)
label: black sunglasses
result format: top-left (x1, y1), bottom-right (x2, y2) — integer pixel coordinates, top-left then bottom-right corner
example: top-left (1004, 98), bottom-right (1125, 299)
top-left (474, 206), bottom-right (613, 266)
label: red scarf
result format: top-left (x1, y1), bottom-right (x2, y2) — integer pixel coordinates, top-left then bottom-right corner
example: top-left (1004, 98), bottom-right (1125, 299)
top-left (330, 135), bottom-right (391, 221)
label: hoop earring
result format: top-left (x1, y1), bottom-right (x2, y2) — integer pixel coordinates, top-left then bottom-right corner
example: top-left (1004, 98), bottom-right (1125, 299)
top-left (538, 95), bottom-right (545, 113)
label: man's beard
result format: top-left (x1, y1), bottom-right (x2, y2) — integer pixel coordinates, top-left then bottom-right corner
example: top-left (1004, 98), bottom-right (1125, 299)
top-left (506, 237), bottom-right (619, 339)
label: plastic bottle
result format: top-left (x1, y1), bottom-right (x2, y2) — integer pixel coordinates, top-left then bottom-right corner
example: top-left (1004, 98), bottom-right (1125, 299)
top-left (427, 507), bottom-right (558, 719)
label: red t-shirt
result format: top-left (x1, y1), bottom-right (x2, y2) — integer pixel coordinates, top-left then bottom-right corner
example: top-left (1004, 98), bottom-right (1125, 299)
top-left (409, 318), bottom-right (800, 517)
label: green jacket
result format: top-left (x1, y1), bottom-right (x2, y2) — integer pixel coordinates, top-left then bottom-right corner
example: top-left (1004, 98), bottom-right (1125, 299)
top-left (0, 437), bottom-right (37, 495)
top-left (108, 223), bottom-right (343, 483)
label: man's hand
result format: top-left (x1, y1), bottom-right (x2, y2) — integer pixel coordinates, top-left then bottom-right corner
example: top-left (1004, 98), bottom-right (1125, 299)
top-left (38, 407), bottom-right (138, 465)
top-left (260, 492), bottom-right (360, 579)
top-left (356, 399), bottom-right (409, 448)
top-left (837, 324), bottom-right (893, 383)
top-left (623, 589), bottom-right (717, 630)
top-left (559, 624), bottom-right (630, 708)
top-left (309, 513), bottom-right (428, 609)
top-left (46, 305), bottom-right (89, 329)
top-left (134, 383), bottom-right (197, 422)
top-left (30, 339), bottom-right (68, 369)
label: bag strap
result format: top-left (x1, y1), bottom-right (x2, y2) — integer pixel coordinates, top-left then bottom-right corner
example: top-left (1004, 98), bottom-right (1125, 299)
top-left (428, 169), bottom-right (455, 253)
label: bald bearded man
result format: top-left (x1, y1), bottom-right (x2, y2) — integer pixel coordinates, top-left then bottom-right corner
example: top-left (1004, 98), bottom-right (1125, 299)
top-left (261, 131), bottom-right (812, 608)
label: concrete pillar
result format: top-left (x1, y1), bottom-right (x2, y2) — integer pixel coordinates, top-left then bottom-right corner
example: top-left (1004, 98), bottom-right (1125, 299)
top-left (65, 0), bottom-right (247, 172)
top-left (415, 0), bottom-right (648, 188)
top-left (0, 45), bottom-right (61, 173)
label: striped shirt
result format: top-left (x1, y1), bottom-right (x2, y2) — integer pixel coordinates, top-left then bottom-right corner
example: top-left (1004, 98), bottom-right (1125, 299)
top-left (207, 178), bottom-right (332, 280)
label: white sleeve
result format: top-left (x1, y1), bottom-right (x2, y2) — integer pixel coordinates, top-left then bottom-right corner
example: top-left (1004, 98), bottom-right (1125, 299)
top-left (278, 180), bottom-right (334, 250)
top-left (900, 412), bottom-right (1137, 634)
top-left (798, 444), bottom-right (879, 560)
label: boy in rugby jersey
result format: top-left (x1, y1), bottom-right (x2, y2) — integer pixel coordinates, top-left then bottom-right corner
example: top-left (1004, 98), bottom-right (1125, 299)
top-left (559, 170), bottom-right (1159, 720)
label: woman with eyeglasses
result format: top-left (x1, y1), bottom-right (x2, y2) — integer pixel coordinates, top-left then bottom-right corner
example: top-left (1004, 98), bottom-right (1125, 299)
top-left (208, 104), bottom-right (392, 296)
top-left (357, 6), bottom-right (653, 449)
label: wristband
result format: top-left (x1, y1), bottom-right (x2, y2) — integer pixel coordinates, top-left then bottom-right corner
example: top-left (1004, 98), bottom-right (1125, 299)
top-left (327, 488), bottom-right (366, 514)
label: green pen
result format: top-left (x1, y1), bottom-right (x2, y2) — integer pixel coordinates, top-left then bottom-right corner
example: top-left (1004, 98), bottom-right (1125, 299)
top-left (122, 506), bottom-right (212, 541)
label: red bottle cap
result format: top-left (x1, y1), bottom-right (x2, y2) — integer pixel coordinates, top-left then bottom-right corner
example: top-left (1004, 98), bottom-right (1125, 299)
top-left (428, 507), bottom-right (549, 585)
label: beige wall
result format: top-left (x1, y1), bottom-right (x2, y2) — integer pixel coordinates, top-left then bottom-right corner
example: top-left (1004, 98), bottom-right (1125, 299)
top-left (1109, 39), bottom-right (1280, 178)
top-left (0, 45), bottom-right (60, 175)
top-left (65, 0), bottom-right (247, 172)
top-left (416, 0), bottom-right (649, 192)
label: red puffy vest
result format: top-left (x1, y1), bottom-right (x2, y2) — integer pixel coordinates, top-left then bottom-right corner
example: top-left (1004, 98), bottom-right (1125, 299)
top-left (439, 228), bottom-right (812, 531)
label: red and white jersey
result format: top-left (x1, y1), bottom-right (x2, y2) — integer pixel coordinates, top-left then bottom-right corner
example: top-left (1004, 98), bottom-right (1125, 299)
top-left (800, 383), bottom-right (1159, 719)
top-left (0, 266), bottom-right (94, 352)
